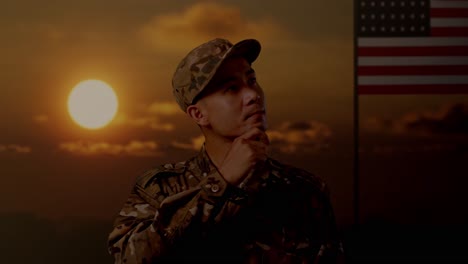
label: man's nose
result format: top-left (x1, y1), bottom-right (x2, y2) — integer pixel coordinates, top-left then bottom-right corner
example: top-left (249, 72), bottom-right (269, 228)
top-left (244, 86), bottom-right (262, 105)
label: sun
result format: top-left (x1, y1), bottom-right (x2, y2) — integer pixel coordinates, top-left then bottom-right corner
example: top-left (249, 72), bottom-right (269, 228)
top-left (67, 80), bottom-right (119, 129)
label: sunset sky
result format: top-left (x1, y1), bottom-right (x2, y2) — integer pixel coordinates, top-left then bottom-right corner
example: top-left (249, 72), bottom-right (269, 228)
top-left (1, 0), bottom-right (467, 262)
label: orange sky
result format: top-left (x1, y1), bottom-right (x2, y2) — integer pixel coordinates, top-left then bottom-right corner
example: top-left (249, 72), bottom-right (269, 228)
top-left (1, 2), bottom-right (468, 258)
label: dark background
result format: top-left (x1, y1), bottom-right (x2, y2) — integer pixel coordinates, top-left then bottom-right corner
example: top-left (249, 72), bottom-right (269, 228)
top-left (1, 0), bottom-right (467, 263)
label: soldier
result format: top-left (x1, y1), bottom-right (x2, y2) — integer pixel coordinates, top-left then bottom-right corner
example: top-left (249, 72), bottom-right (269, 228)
top-left (108, 38), bottom-right (343, 263)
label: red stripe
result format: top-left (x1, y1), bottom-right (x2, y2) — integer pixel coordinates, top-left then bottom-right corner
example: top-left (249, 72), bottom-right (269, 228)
top-left (358, 65), bottom-right (468, 75)
top-left (432, 27), bottom-right (468, 36)
top-left (431, 8), bottom-right (468, 18)
top-left (358, 84), bottom-right (468, 94)
top-left (358, 46), bottom-right (468, 56)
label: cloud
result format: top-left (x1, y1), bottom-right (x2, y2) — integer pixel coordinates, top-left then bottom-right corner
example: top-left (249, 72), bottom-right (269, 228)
top-left (114, 114), bottom-right (175, 131)
top-left (146, 101), bottom-right (181, 116)
top-left (171, 134), bottom-right (204, 151)
top-left (170, 121), bottom-right (332, 154)
top-left (114, 101), bottom-right (183, 131)
top-left (0, 144), bottom-right (32, 154)
top-left (59, 140), bottom-right (161, 157)
top-left (33, 114), bottom-right (49, 124)
top-left (364, 103), bottom-right (468, 137)
top-left (267, 121), bottom-right (333, 153)
top-left (138, 2), bottom-right (287, 52)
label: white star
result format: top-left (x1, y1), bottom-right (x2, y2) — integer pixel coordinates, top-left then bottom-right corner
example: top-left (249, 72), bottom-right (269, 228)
top-left (391, 26), bottom-right (395, 32)
top-left (420, 13), bottom-right (425, 19)
top-left (371, 1), bottom-right (375, 6)
top-left (391, 14), bottom-right (395, 19)
top-left (361, 1), bottom-right (366, 6)
top-left (421, 1), bottom-right (425, 6)
top-left (420, 26), bottom-right (425, 31)
top-left (391, 1), bottom-right (395, 6)
top-left (410, 13), bottom-right (415, 19)
top-left (380, 14), bottom-right (385, 19)
top-left (381, 26), bottom-right (386, 32)
top-left (400, 14), bottom-right (406, 19)
top-left (361, 14), bottom-right (366, 19)
top-left (401, 1), bottom-right (405, 6)
top-left (410, 26), bottom-right (415, 31)
top-left (381, 1), bottom-right (385, 6)
top-left (371, 26), bottom-right (376, 31)
top-left (400, 26), bottom-right (405, 32)
top-left (371, 14), bottom-right (376, 19)
top-left (411, 1), bottom-right (415, 6)
top-left (361, 26), bottom-right (366, 32)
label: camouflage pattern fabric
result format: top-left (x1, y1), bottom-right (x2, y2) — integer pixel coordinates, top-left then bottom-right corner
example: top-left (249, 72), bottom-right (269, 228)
top-left (172, 38), bottom-right (261, 112)
top-left (108, 146), bottom-right (344, 263)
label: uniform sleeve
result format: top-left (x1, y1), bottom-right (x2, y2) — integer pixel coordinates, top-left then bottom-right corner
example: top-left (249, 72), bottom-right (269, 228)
top-left (107, 170), bottom-right (246, 264)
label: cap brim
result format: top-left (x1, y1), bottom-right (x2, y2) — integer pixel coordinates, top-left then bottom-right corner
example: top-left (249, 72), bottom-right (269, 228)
top-left (227, 39), bottom-right (261, 64)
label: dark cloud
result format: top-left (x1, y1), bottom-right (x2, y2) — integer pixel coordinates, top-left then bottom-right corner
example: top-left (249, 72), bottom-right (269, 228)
top-left (285, 121), bottom-right (313, 130)
top-left (267, 120), bottom-right (332, 153)
top-left (364, 103), bottom-right (468, 137)
top-left (405, 103), bottom-right (468, 135)
top-left (362, 143), bottom-right (468, 156)
top-left (138, 2), bottom-right (286, 51)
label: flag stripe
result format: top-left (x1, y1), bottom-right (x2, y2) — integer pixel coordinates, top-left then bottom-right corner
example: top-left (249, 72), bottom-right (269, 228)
top-left (431, 8), bottom-right (468, 18)
top-left (358, 37), bottom-right (468, 47)
top-left (431, 18), bottom-right (468, 27)
top-left (359, 76), bottom-right (468, 85)
top-left (431, 0), bottom-right (468, 9)
top-left (358, 46), bottom-right (468, 56)
top-left (358, 65), bottom-right (468, 75)
top-left (358, 84), bottom-right (468, 94)
top-left (358, 56), bottom-right (468, 66)
top-left (432, 27), bottom-right (468, 36)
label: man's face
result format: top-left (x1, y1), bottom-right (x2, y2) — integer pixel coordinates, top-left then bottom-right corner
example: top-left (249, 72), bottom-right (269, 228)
top-left (196, 56), bottom-right (267, 139)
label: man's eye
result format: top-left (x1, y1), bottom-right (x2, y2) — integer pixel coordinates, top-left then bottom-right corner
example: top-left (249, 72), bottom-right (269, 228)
top-left (226, 85), bottom-right (239, 92)
top-left (248, 77), bottom-right (257, 85)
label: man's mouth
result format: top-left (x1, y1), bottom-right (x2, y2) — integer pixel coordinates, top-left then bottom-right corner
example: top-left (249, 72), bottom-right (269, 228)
top-left (245, 110), bottom-right (265, 120)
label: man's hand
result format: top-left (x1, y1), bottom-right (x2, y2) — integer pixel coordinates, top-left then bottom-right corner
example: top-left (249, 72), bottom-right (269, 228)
top-left (218, 127), bottom-right (270, 186)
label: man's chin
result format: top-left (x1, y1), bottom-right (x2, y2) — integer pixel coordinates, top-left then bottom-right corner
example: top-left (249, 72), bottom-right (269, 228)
top-left (248, 121), bottom-right (267, 131)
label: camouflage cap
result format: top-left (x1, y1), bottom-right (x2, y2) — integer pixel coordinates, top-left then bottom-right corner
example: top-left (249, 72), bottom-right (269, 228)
top-left (172, 38), bottom-right (261, 112)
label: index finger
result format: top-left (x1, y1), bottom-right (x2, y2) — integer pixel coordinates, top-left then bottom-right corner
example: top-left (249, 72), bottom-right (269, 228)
top-left (239, 127), bottom-right (270, 145)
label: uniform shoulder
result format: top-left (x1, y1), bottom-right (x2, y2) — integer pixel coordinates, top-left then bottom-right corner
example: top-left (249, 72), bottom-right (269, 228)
top-left (268, 158), bottom-right (329, 194)
top-left (135, 161), bottom-right (188, 189)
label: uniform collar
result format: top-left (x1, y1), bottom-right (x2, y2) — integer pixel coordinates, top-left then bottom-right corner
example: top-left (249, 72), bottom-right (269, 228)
top-left (195, 144), bottom-right (217, 175)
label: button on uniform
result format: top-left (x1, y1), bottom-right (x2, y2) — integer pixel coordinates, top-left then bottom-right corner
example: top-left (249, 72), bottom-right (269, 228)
top-left (211, 184), bottom-right (220, 193)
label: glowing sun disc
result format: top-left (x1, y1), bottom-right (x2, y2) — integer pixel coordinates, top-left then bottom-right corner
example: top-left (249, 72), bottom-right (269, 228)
top-left (68, 80), bottom-right (118, 129)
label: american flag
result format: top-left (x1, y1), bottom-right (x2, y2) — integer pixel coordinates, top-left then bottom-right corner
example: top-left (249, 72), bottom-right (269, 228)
top-left (356, 0), bottom-right (468, 94)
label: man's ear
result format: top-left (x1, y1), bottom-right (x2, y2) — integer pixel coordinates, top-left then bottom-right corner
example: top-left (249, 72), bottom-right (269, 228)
top-left (186, 104), bottom-right (209, 126)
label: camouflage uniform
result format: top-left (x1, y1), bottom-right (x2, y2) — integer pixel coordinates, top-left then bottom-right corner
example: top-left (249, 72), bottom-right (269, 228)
top-left (108, 146), bottom-right (343, 263)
